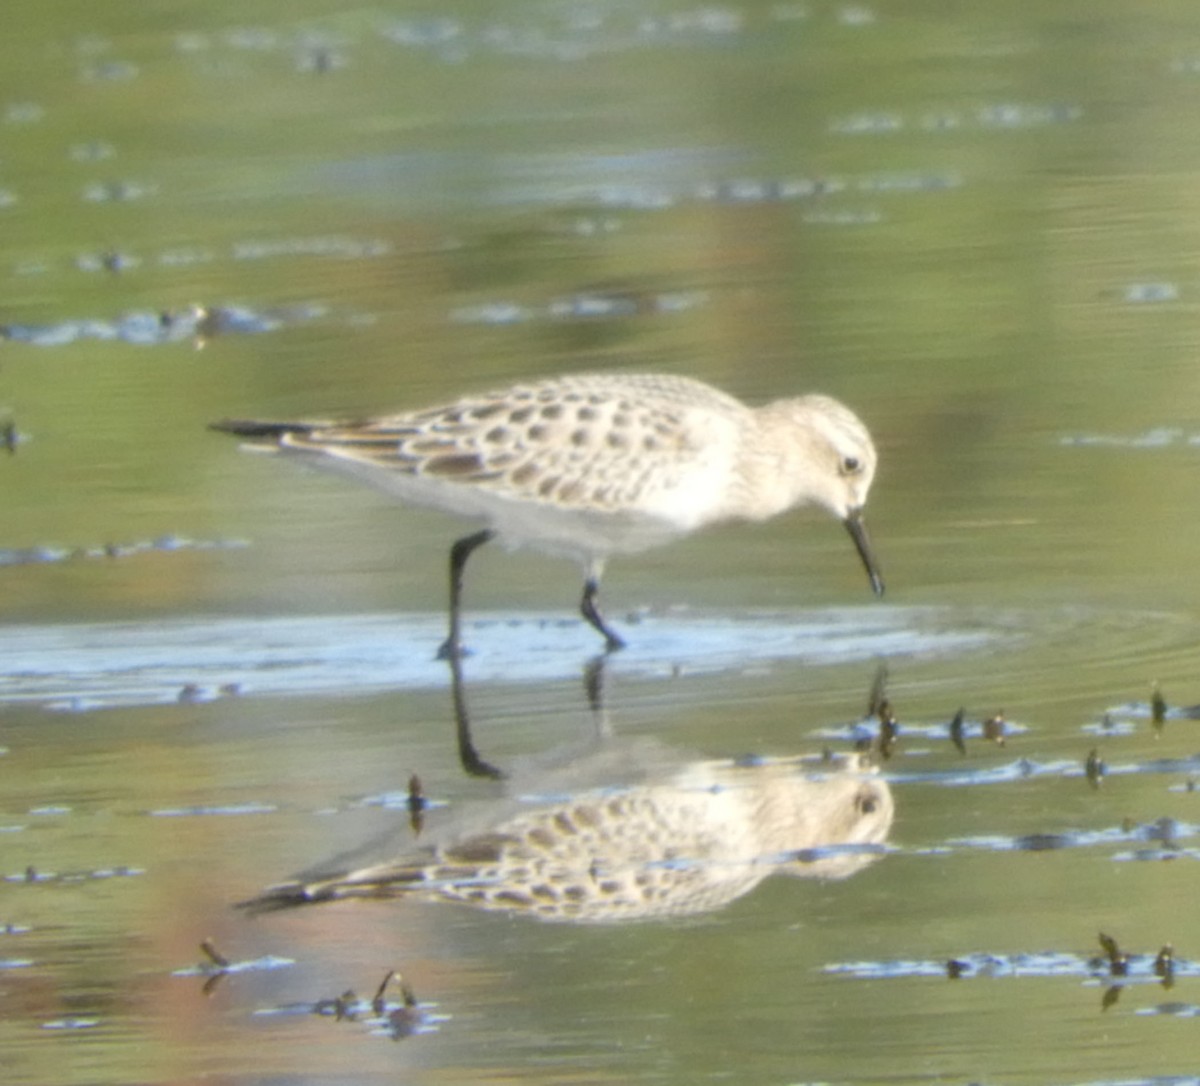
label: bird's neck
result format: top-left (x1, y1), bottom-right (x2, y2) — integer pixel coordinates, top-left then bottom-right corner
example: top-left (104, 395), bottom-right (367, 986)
top-left (730, 406), bottom-right (823, 522)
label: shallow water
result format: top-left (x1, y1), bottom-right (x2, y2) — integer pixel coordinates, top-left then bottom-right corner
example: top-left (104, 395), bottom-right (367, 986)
top-left (3, 2), bottom-right (1200, 1084)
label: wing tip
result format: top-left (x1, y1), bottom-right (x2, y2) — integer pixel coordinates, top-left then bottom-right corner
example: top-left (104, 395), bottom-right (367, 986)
top-left (209, 419), bottom-right (313, 440)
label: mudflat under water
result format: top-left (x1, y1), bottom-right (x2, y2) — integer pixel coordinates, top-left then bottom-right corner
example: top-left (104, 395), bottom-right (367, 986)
top-left (3, 3), bottom-right (1200, 1085)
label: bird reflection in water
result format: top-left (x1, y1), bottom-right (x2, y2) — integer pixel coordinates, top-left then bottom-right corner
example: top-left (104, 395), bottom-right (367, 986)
top-left (242, 750), bottom-right (893, 923)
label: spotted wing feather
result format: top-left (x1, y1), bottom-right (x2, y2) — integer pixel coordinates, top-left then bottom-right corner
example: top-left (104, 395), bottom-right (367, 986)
top-left (270, 375), bottom-right (750, 511)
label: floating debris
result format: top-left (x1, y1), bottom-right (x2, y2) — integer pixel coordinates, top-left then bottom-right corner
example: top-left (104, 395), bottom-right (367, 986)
top-left (818, 712), bottom-right (1030, 747)
top-left (75, 250), bottom-right (140, 274)
top-left (172, 948), bottom-right (293, 981)
top-left (1082, 711), bottom-right (1136, 737)
top-left (370, 970), bottom-right (425, 1038)
top-left (296, 44), bottom-right (346, 74)
top-left (1155, 945), bottom-right (1175, 984)
top-left (192, 939), bottom-right (232, 995)
top-left (1152, 684), bottom-right (1168, 730)
top-left (1, 416), bottom-right (19, 455)
top-left (827, 944), bottom-right (1199, 984)
top-left (982, 713), bottom-right (1006, 746)
top-left (876, 699), bottom-right (899, 760)
top-left (407, 774), bottom-right (426, 835)
top-left (1085, 748), bottom-right (1106, 788)
top-left (257, 968), bottom-right (441, 1040)
top-left (1110, 817), bottom-right (1195, 862)
top-left (1098, 932), bottom-right (1129, 976)
top-left (948, 708), bottom-right (966, 755)
top-left (200, 939), bottom-right (230, 969)
top-left (1095, 693), bottom-right (1200, 727)
top-left (314, 988), bottom-right (359, 1021)
top-left (865, 664), bottom-right (888, 719)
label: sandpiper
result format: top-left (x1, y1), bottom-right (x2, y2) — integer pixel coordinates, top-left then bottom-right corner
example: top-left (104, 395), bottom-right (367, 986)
top-left (241, 753), bottom-right (894, 923)
top-left (211, 372), bottom-right (884, 656)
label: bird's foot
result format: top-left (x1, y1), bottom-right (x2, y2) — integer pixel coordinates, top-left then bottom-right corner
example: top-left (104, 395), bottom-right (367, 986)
top-left (435, 638), bottom-right (473, 662)
top-left (602, 632), bottom-right (627, 653)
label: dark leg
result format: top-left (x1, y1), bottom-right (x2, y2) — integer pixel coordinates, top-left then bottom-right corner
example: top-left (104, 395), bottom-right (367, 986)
top-left (446, 650), bottom-right (504, 780)
top-left (580, 574), bottom-right (626, 653)
top-left (582, 653), bottom-right (608, 715)
top-left (436, 529), bottom-right (495, 661)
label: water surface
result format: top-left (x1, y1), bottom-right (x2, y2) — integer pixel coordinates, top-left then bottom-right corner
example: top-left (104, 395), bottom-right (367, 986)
top-left (3, 2), bottom-right (1200, 1084)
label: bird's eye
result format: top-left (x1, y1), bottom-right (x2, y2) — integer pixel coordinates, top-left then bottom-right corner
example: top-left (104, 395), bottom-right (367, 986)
top-left (840, 455), bottom-right (861, 475)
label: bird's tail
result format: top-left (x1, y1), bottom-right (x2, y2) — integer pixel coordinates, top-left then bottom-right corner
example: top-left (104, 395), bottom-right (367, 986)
top-left (236, 864), bottom-right (429, 915)
top-left (208, 419), bottom-right (316, 440)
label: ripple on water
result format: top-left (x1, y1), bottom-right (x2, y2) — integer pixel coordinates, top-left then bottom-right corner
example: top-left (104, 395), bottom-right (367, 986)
top-left (0, 606), bottom-right (1001, 713)
top-left (0, 605), bottom-right (1195, 715)
top-left (0, 302), bottom-right (331, 347)
top-left (1060, 427), bottom-right (1197, 448)
top-left (826, 943), bottom-right (1200, 984)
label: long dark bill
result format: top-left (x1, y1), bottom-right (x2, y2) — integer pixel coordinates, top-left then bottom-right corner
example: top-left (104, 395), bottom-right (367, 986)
top-left (843, 510), bottom-right (885, 597)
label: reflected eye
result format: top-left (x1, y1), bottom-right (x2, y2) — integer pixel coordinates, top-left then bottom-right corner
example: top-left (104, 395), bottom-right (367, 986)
top-left (840, 455), bottom-right (861, 476)
top-left (856, 789), bottom-right (878, 815)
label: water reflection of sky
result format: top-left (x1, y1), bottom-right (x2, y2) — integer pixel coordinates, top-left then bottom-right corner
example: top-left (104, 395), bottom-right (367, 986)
top-left (0, 606), bottom-right (1001, 712)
